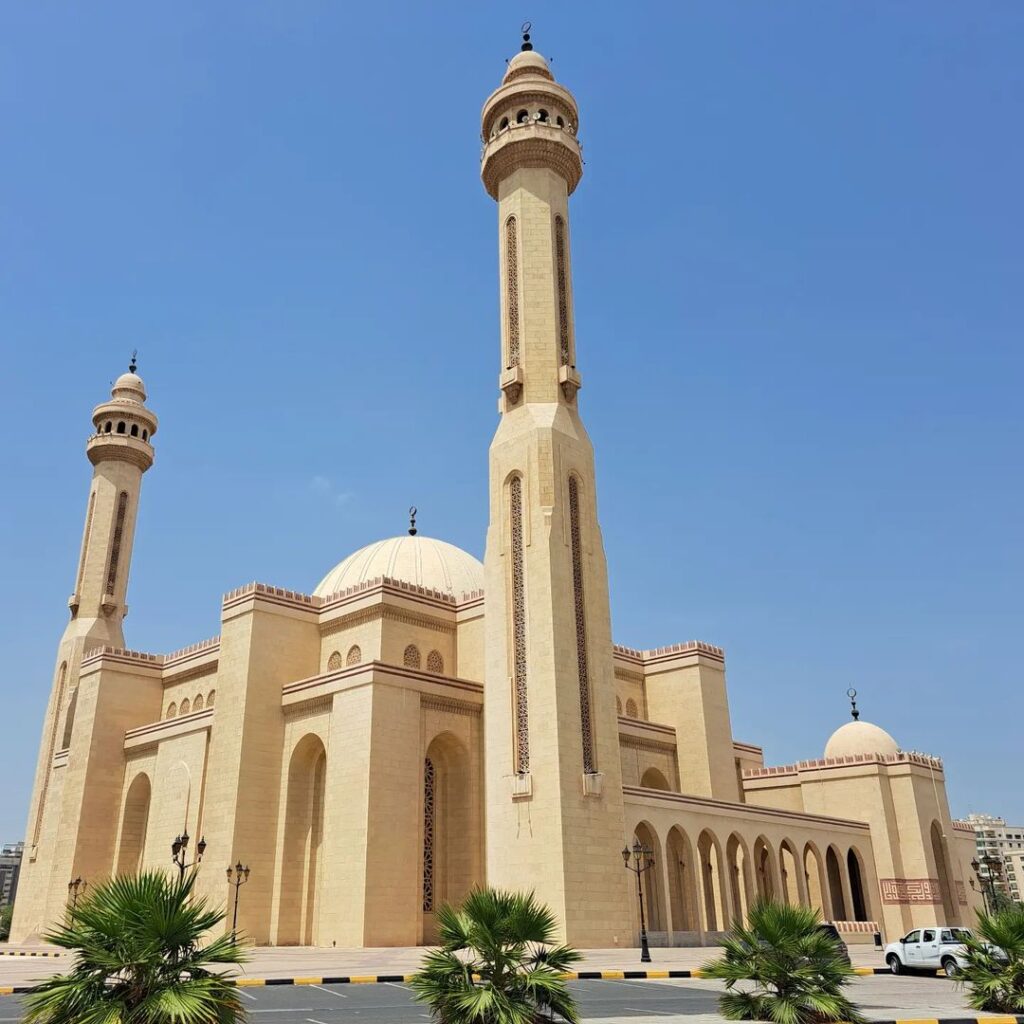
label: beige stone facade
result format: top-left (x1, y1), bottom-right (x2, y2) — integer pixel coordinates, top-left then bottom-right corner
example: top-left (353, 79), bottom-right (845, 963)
top-left (12, 41), bottom-right (980, 949)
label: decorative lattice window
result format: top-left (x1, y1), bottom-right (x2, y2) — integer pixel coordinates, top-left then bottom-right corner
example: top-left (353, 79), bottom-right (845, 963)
top-left (346, 645), bottom-right (362, 666)
top-left (555, 215), bottom-right (571, 366)
top-left (426, 650), bottom-right (444, 674)
top-left (193, 694), bottom-right (204, 712)
top-left (568, 476), bottom-right (596, 772)
top-left (206, 690), bottom-right (215, 708)
top-left (75, 491), bottom-right (96, 598)
top-left (505, 216), bottom-right (520, 369)
top-left (404, 644), bottom-right (421, 669)
top-left (179, 698), bottom-right (190, 716)
top-left (626, 698), bottom-right (638, 719)
top-left (510, 475), bottom-right (529, 772)
top-left (327, 650), bottom-right (343, 670)
top-left (167, 702), bottom-right (177, 719)
top-left (616, 696), bottom-right (622, 715)
top-left (423, 757), bottom-right (435, 912)
top-left (105, 491), bottom-right (129, 595)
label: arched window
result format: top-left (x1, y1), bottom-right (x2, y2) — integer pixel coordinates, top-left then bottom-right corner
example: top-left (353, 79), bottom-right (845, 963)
top-left (193, 693), bottom-right (204, 712)
top-left (556, 115), bottom-right (565, 128)
top-left (499, 116), bottom-right (509, 130)
top-left (105, 421), bottom-right (112, 433)
top-left (537, 108), bottom-right (549, 122)
top-left (327, 650), bottom-right (343, 670)
top-left (426, 650), bottom-right (444, 674)
top-left (142, 429), bottom-right (148, 441)
top-left (616, 696), bottom-right (622, 715)
top-left (509, 475), bottom-right (529, 773)
top-left (516, 108), bottom-right (529, 123)
top-left (555, 216), bottom-right (571, 366)
top-left (61, 687), bottom-right (79, 749)
top-left (75, 491), bottom-right (97, 599)
top-left (403, 644), bottom-right (421, 669)
top-left (568, 475), bottom-right (595, 772)
top-left (346, 645), bottom-right (362, 666)
top-left (116, 421), bottom-right (126, 434)
top-left (206, 689), bottom-right (215, 708)
top-left (130, 423), bottom-right (139, 437)
top-left (166, 701), bottom-right (177, 719)
top-left (625, 698), bottom-right (638, 719)
top-left (179, 697), bottom-right (190, 716)
top-left (105, 492), bottom-right (129, 595)
top-left (504, 216), bottom-right (520, 370)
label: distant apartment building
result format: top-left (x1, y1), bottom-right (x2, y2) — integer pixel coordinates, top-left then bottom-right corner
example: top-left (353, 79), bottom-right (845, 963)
top-left (957, 813), bottom-right (1024, 903)
top-left (0, 843), bottom-right (24, 908)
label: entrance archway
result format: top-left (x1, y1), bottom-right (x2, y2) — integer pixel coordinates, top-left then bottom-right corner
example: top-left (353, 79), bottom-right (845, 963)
top-left (803, 843), bottom-right (827, 916)
top-left (847, 848), bottom-right (870, 921)
top-left (726, 833), bottom-right (752, 925)
top-left (753, 836), bottom-right (776, 902)
top-left (697, 830), bottom-right (727, 932)
top-left (278, 735), bottom-right (327, 945)
top-left (779, 840), bottom-right (802, 906)
top-left (634, 822), bottom-right (666, 933)
top-left (115, 772), bottom-right (151, 875)
top-left (422, 732), bottom-right (475, 942)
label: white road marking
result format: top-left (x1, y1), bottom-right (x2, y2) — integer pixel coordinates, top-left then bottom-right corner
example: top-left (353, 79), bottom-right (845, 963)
top-left (237, 987), bottom-right (259, 1002)
top-left (311, 984), bottom-right (347, 998)
top-left (308, 1019), bottom-right (331, 1024)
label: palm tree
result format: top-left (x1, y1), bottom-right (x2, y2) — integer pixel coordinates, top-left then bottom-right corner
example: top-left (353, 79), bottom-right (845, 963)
top-left (957, 904), bottom-right (1024, 1013)
top-left (23, 870), bottom-right (247, 1024)
top-left (410, 887), bottom-right (582, 1023)
top-left (701, 900), bottom-right (866, 1024)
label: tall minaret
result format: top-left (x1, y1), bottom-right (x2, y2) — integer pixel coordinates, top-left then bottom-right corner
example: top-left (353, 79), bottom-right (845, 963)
top-left (14, 358), bottom-right (156, 937)
top-left (482, 32), bottom-right (631, 944)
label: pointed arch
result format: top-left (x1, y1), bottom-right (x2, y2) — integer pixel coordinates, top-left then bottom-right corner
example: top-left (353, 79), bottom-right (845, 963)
top-left (115, 772), bottom-right (151, 875)
top-left (346, 645), bottom-right (361, 666)
top-left (826, 845), bottom-right (848, 920)
top-left (277, 734), bottom-right (327, 945)
top-left (753, 836), bottom-right (777, 903)
top-left (426, 650), bottom-right (444, 674)
top-left (179, 697), bottom-right (190, 716)
top-left (666, 826), bottom-right (700, 934)
top-left (779, 839), bottom-right (802, 906)
top-left (625, 698), bottom-right (638, 719)
top-left (803, 842), bottom-right (827, 916)
top-left (403, 644), bottom-right (421, 669)
top-left (847, 846), bottom-right (870, 922)
top-left (633, 821), bottom-right (666, 933)
top-left (640, 767), bottom-right (670, 791)
top-left (192, 693), bottom-right (204, 712)
top-left (205, 689), bottom-right (215, 708)
top-left (327, 650), bottom-right (343, 670)
top-left (61, 686), bottom-right (79, 750)
top-left (697, 829), bottom-right (728, 932)
top-left (166, 701), bottom-right (177, 719)
top-left (726, 833), bottom-right (754, 926)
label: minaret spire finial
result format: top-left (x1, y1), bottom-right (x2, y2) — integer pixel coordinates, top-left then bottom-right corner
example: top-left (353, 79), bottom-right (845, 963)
top-left (846, 687), bottom-right (860, 721)
top-left (129, 349), bottom-right (138, 374)
top-left (520, 21), bottom-right (533, 51)
top-left (408, 506), bottom-right (418, 536)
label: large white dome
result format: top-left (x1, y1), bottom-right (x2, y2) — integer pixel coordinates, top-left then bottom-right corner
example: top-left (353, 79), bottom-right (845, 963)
top-left (314, 535), bottom-right (484, 600)
top-left (824, 720), bottom-right (900, 759)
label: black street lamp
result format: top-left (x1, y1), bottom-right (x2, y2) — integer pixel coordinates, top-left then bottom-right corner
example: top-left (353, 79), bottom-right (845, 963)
top-left (171, 831), bottom-right (207, 880)
top-left (970, 855), bottom-right (1001, 913)
top-left (226, 861), bottom-right (251, 938)
top-left (622, 838), bottom-right (655, 963)
top-left (67, 877), bottom-right (87, 926)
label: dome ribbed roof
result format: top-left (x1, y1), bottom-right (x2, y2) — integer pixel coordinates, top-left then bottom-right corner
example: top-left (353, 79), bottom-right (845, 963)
top-left (824, 720), bottom-right (900, 759)
top-left (314, 535), bottom-right (483, 600)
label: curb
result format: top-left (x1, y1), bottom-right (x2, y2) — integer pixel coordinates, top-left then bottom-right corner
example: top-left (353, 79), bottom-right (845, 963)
top-left (0, 952), bottom-right (62, 958)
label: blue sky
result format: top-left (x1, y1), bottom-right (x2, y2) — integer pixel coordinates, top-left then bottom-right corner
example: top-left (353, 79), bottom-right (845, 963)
top-left (1, 2), bottom-right (1021, 842)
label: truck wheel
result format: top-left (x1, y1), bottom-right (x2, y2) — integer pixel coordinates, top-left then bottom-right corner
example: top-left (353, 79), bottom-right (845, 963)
top-left (887, 954), bottom-right (902, 975)
top-left (941, 957), bottom-right (959, 978)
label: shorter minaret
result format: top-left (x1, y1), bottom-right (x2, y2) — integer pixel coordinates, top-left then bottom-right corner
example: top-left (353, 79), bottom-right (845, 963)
top-left (12, 357), bottom-right (157, 940)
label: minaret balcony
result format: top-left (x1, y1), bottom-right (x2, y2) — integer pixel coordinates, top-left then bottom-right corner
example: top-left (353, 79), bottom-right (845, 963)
top-left (499, 365), bottom-right (524, 405)
top-left (86, 433), bottom-right (154, 470)
top-left (559, 364), bottom-right (581, 401)
top-left (481, 121), bottom-right (583, 199)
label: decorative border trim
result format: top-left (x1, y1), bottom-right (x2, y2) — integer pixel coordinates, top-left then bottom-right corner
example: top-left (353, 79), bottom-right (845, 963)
top-left (745, 751), bottom-right (944, 777)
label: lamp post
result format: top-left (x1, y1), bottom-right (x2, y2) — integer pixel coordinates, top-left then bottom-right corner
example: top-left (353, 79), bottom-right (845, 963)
top-left (622, 838), bottom-right (655, 963)
top-left (171, 831), bottom-right (207, 880)
top-left (970, 855), bottom-right (1001, 913)
top-left (226, 862), bottom-right (251, 938)
top-left (67, 877), bottom-right (87, 926)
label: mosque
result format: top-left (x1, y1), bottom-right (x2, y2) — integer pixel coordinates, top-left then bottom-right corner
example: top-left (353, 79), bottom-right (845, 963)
top-left (12, 34), bottom-right (979, 949)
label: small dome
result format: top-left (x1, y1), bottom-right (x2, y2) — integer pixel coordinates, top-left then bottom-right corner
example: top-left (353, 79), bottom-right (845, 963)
top-left (112, 372), bottom-right (146, 403)
top-left (825, 720), bottom-right (900, 759)
top-left (314, 535), bottom-right (484, 600)
top-left (503, 50), bottom-right (553, 83)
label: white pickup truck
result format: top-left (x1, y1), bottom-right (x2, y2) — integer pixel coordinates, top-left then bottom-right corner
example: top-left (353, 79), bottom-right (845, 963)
top-left (884, 926), bottom-right (973, 976)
